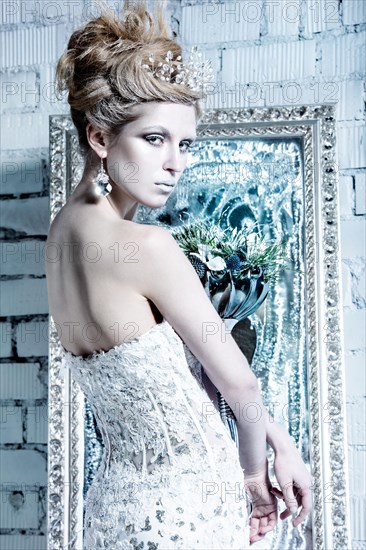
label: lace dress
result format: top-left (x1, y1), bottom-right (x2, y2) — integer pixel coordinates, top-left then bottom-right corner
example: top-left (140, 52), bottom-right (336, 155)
top-left (63, 319), bottom-right (250, 549)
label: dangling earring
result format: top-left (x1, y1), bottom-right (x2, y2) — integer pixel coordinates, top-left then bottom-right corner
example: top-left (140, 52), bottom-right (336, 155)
top-left (94, 156), bottom-right (112, 197)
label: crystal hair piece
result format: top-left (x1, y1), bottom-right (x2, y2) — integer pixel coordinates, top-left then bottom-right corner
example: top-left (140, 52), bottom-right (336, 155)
top-left (140, 46), bottom-right (214, 93)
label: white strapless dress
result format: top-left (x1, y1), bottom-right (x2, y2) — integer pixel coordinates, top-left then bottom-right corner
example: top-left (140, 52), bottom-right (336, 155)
top-left (63, 318), bottom-right (250, 549)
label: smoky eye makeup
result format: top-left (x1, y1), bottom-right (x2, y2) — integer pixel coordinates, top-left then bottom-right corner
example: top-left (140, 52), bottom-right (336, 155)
top-left (142, 134), bottom-right (166, 148)
top-left (143, 134), bottom-right (195, 151)
top-left (180, 140), bottom-right (194, 152)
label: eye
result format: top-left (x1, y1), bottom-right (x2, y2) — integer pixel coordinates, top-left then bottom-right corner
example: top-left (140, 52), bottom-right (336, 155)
top-left (144, 134), bottom-right (164, 146)
top-left (180, 140), bottom-right (194, 153)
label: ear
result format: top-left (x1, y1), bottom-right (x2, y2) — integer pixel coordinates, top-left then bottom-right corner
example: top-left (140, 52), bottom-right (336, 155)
top-left (86, 123), bottom-right (109, 158)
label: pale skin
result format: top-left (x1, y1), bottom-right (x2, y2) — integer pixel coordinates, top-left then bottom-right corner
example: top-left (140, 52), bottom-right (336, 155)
top-left (45, 101), bottom-right (312, 545)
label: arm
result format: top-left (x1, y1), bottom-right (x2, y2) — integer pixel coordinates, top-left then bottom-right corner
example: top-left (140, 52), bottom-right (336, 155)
top-left (201, 374), bottom-right (312, 531)
top-left (136, 227), bottom-right (269, 478)
top-left (265, 412), bottom-right (313, 527)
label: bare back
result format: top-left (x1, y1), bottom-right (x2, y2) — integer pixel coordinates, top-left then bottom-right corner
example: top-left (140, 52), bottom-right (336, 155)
top-left (46, 199), bottom-right (163, 356)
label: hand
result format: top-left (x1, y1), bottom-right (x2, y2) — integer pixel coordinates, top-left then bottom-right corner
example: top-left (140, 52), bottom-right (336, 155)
top-left (271, 444), bottom-right (313, 528)
top-left (245, 466), bottom-right (278, 545)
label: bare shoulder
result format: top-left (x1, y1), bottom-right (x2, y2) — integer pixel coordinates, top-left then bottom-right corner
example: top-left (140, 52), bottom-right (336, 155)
top-left (134, 223), bottom-right (256, 397)
top-left (134, 222), bottom-right (169, 239)
top-left (141, 223), bottom-right (177, 248)
top-left (131, 222), bottom-right (206, 312)
top-left (107, 221), bottom-right (174, 256)
top-left (136, 224), bottom-right (188, 271)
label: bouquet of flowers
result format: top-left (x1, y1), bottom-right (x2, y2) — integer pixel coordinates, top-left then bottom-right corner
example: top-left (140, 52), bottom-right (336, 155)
top-left (167, 218), bottom-right (291, 444)
top-left (169, 218), bottom-right (290, 323)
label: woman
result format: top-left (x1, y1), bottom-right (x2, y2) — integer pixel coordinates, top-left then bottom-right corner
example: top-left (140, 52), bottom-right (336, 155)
top-left (46, 1), bottom-right (312, 548)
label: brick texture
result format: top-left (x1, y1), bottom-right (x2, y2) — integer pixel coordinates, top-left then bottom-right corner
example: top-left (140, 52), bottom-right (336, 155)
top-left (0, 535), bottom-right (46, 550)
top-left (0, 363), bottom-right (45, 400)
top-left (0, 279), bottom-right (49, 316)
top-left (355, 174), bottom-right (366, 216)
top-left (0, 405), bottom-right (23, 444)
top-left (0, 491), bottom-right (39, 529)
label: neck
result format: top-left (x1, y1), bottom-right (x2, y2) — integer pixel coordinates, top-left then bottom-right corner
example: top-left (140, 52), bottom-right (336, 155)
top-left (106, 192), bottom-right (140, 221)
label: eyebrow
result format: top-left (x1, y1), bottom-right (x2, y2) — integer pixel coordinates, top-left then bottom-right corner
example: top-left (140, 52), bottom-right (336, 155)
top-left (141, 125), bottom-right (196, 141)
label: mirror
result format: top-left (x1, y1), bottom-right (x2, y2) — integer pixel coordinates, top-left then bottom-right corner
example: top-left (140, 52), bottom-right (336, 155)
top-left (47, 105), bottom-right (350, 550)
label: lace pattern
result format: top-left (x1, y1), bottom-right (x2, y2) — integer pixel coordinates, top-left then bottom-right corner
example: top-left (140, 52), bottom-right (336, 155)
top-left (64, 319), bottom-right (250, 549)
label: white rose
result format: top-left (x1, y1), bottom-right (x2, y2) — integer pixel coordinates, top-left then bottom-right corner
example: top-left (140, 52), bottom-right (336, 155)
top-left (206, 256), bottom-right (227, 271)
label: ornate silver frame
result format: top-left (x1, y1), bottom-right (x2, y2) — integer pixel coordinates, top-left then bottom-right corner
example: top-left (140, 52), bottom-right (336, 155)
top-left (47, 105), bottom-right (350, 550)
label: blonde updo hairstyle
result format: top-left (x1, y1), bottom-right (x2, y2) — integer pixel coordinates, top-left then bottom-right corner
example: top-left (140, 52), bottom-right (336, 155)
top-left (56, 0), bottom-right (205, 157)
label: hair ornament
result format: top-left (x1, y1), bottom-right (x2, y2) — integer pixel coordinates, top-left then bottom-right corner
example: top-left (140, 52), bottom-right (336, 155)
top-left (140, 46), bottom-right (214, 92)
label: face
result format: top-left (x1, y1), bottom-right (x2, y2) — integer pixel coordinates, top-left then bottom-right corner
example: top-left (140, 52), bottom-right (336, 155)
top-left (103, 102), bottom-right (197, 210)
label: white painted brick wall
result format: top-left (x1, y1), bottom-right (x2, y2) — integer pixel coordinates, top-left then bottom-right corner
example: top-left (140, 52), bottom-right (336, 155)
top-left (0, 113), bottom-right (51, 149)
top-left (0, 0), bottom-right (84, 26)
top-left (0, 70), bottom-right (39, 112)
top-left (181, 1), bottom-right (261, 44)
top-left (0, 24), bottom-right (64, 67)
top-left (342, 263), bottom-right (353, 307)
top-left (342, 0), bottom-right (366, 26)
top-left (0, 449), bottom-right (47, 484)
top-left (337, 80), bottom-right (365, 122)
top-left (355, 173), bottom-right (366, 216)
top-left (304, 0), bottom-right (341, 35)
top-left (338, 124), bottom-right (366, 169)
top-left (0, 535), bottom-right (46, 550)
top-left (1, 197), bottom-right (49, 235)
top-left (340, 219), bottom-right (366, 258)
top-left (339, 175), bottom-right (354, 218)
top-left (16, 321), bottom-right (49, 357)
top-left (38, 65), bottom-right (70, 114)
top-left (349, 495), bottom-right (366, 543)
top-left (0, 241), bottom-right (46, 276)
top-left (346, 399), bottom-right (366, 445)
top-left (321, 31), bottom-right (366, 78)
top-left (302, 0), bottom-right (341, 36)
top-left (0, 0), bottom-right (365, 545)
top-left (0, 406), bottom-right (23, 444)
top-left (356, 268), bottom-right (366, 307)
top-left (0, 490), bottom-right (39, 529)
top-left (343, 309), bottom-right (366, 351)
top-left (0, 363), bottom-right (45, 400)
top-left (0, 322), bottom-right (13, 357)
top-left (222, 40), bottom-right (317, 84)
top-left (0, 151), bottom-right (46, 195)
top-left (26, 405), bottom-right (48, 444)
top-left (266, 0), bottom-right (301, 37)
top-left (0, 279), bottom-right (49, 316)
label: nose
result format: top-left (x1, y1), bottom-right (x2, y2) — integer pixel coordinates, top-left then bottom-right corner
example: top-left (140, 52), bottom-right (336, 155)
top-left (162, 144), bottom-right (186, 175)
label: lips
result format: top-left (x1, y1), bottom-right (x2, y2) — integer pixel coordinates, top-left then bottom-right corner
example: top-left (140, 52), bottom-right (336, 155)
top-left (155, 182), bottom-right (176, 192)
top-left (155, 182), bottom-right (175, 187)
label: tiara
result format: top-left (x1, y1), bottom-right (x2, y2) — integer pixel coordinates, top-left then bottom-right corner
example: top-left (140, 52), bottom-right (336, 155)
top-left (140, 46), bottom-right (214, 93)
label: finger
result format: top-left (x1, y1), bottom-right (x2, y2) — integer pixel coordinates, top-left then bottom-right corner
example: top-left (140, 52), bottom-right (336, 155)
top-left (270, 487), bottom-right (284, 499)
top-left (282, 483), bottom-right (299, 514)
top-left (260, 512), bottom-right (277, 534)
top-left (279, 508), bottom-right (292, 521)
top-left (250, 534), bottom-right (265, 544)
top-left (249, 517), bottom-right (260, 539)
top-left (293, 490), bottom-right (312, 527)
top-left (249, 517), bottom-right (264, 543)
top-left (258, 515), bottom-right (268, 534)
top-left (250, 531), bottom-right (265, 543)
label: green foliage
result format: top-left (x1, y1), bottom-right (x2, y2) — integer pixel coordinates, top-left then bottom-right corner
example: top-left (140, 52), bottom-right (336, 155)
top-left (169, 218), bottom-right (292, 283)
